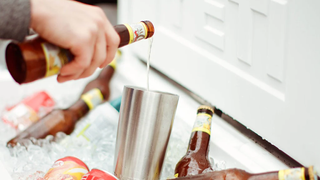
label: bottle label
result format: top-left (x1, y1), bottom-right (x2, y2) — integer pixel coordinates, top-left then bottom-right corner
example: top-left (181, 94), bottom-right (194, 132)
top-left (124, 22), bottom-right (148, 44)
top-left (41, 42), bottom-right (72, 77)
top-left (75, 114), bottom-right (109, 142)
top-left (81, 88), bottom-right (104, 110)
top-left (279, 167), bottom-right (305, 180)
top-left (192, 113), bottom-right (212, 135)
top-left (71, 102), bottom-right (120, 142)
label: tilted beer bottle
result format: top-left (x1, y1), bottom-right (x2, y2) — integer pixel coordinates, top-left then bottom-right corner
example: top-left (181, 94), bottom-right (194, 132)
top-left (174, 105), bottom-right (215, 177)
top-left (168, 166), bottom-right (319, 180)
top-left (6, 51), bottom-right (120, 147)
top-left (5, 21), bottom-right (154, 84)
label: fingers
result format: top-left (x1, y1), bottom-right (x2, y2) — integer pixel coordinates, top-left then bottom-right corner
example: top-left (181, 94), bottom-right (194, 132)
top-left (58, 36), bottom-right (94, 82)
top-left (57, 74), bottom-right (77, 83)
top-left (58, 7), bottom-right (102, 82)
top-left (78, 30), bottom-right (107, 79)
top-left (99, 19), bottom-right (120, 68)
top-left (56, 6), bottom-right (119, 83)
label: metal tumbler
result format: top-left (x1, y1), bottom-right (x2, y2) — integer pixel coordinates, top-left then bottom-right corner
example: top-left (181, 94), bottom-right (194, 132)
top-left (114, 86), bottom-right (179, 180)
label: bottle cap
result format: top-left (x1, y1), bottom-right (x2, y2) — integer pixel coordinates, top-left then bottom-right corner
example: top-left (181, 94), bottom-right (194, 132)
top-left (197, 105), bottom-right (214, 114)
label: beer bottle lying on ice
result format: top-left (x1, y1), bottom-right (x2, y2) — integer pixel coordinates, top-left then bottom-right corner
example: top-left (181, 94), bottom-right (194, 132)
top-left (7, 51), bottom-right (121, 147)
top-left (169, 166), bottom-right (319, 180)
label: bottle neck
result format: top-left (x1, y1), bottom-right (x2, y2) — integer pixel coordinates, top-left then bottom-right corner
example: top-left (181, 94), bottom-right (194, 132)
top-left (248, 171), bottom-right (279, 180)
top-left (187, 112), bottom-right (212, 155)
top-left (81, 52), bottom-right (118, 100)
top-left (97, 66), bottom-right (115, 80)
top-left (68, 100), bottom-right (90, 120)
top-left (115, 21), bottom-right (153, 48)
top-left (187, 131), bottom-right (211, 155)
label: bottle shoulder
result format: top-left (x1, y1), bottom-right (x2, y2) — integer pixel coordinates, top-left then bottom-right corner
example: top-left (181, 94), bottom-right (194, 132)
top-left (176, 152), bottom-right (211, 168)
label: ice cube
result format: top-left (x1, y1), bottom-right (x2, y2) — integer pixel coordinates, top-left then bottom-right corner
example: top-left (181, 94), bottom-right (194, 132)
top-left (17, 139), bottom-right (33, 147)
top-left (45, 135), bottom-right (54, 143)
top-left (14, 145), bottom-right (28, 159)
top-left (28, 145), bottom-right (46, 165)
top-left (213, 160), bottom-right (226, 171)
top-left (210, 156), bottom-right (215, 167)
top-left (54, 132), bottom-right (67, 143)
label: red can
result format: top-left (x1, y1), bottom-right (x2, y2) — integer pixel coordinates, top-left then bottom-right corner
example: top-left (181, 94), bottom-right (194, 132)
top-left (44, 156), bottom-right (89, 180)
top-left (81, 169), bottom-right (118, 180)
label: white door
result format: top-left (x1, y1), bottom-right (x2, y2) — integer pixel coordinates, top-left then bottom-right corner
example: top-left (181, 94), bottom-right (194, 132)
top-left (118, 0), bottom-right (320, 171)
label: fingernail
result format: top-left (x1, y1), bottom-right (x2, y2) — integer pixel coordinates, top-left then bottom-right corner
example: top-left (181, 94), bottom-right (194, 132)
top-left (59, 71), bottom-right (67, 76)
top-left (57, 77), bottom-right (64, 83)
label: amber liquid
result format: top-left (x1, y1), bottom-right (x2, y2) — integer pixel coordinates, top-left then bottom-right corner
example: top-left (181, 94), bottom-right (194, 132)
top-left (146, 37), bottom-right (154, 91)
top-left (175, 131), bottom-right (212, 177)
top-left (175, 108), bottom-right (214, 177)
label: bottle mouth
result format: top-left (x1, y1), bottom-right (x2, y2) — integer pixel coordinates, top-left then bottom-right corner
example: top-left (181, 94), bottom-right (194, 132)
top-left (5, 43), bottom-right (27, 84)
top-left (197, 105), bottom-right (214, 114)
top-left (142, 20), bottom-right (155, 39)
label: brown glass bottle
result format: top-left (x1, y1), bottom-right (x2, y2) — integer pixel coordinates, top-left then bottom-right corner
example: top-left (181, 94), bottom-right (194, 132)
top-left (175, 105), bottom-right (215, 178)
top-left (169, 166), bottom-right (319, 180)
top-left (6, 52), bottom-right (120, 147)
top-left (5, 21), bottom-right (154, 84)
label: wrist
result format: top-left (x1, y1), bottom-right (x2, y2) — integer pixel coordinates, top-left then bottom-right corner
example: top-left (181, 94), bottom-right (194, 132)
top-left (29, 0), bottom-right (45, 30)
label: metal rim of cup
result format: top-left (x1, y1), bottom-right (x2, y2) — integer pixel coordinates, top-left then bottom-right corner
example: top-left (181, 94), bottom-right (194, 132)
top-left (125, 85), bottom-right (179, 97)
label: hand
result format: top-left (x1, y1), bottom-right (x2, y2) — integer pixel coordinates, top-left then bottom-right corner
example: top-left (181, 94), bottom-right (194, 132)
top-left (30, 0), bottom-right (120, 83)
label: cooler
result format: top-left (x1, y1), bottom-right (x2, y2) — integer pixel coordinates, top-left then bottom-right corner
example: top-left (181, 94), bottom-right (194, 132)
top-left (0, 0), bottom-right (319, 179)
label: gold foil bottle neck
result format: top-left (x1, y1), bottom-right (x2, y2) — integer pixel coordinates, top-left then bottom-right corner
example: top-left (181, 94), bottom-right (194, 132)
top-left (197, 105), bottom-right (214, 114)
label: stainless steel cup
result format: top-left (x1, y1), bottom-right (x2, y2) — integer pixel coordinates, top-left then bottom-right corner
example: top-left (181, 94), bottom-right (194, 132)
top-left (114, 86), bottom-right (179, 180)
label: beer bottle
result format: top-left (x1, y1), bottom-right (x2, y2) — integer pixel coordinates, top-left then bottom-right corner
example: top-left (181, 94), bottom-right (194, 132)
top-left (174, 105), bottom-right (215, 177)
top-left (5, 21), bottom-right (154, 84)
top-left (6, 51), bottom-right (121, 147)
top-left (169, 166), bottom-right (319, 180)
